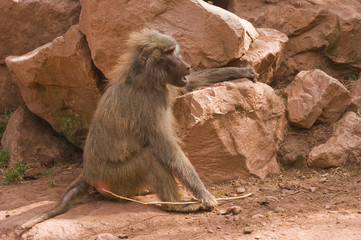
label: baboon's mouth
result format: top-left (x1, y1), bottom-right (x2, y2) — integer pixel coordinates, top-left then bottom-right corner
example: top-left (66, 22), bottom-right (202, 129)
top-left (182, 75), bottom-right (189, 84)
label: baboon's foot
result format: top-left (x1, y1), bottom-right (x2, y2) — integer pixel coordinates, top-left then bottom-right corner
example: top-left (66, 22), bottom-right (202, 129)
top-left (161, 202), bottom-right (203, 212)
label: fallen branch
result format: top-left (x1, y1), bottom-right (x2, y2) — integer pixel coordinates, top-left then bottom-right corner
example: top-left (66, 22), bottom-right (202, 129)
top-left (101, 188), bottom-right (252, 205)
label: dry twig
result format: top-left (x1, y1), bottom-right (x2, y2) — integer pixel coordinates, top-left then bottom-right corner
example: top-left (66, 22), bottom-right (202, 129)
top-left (101, 188), bottom-right (252, 205)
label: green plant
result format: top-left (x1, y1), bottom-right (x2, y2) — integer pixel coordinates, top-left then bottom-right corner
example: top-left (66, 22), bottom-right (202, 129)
top-left (48, 180), bottom-right (57, 187)
top-left (1, 162), bottom-right (27, 184)
top-left (0, 150), bottom-right (10, 168)
top-left (0, 119), bottom-right (7, 138)
top-left (357, 108), bottom-right (361, 117)
top-left (37, 169), bottom-right (55, 178)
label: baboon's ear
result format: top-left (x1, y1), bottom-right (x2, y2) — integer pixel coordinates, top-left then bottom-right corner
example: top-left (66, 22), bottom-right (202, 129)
top-left (139, 50), bottom-right (147, 66)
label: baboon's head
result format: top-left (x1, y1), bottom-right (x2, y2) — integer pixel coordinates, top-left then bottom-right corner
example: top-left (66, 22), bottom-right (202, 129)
top-left (128, 28), bottom-right (191, 88)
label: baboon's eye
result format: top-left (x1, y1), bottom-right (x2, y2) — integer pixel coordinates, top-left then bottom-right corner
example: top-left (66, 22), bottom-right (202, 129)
top-left (163, 47), bottom-right (175, 55)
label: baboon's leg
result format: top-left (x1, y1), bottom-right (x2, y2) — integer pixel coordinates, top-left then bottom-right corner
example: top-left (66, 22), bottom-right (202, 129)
top-left (146, 158), bottom-right (202, 212)
top-left (21, 175), bottom-right (90, 229)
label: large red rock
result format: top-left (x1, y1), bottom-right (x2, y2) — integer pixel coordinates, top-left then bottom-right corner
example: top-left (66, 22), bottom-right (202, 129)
top-left (173, 80), bottom-right (286, 182)
top-left (0, 0), bottom-right (81, 63)
top-left (285, 69), bottom-right (351, 128)
top-left (238, 28), bottom-right (288, 84)
top-left (0, 66), bottom-right (24, 112)
top-left (229, 0), bottom-right (361, 83)
top-left (1, 106), bottom-right (81, 173)
top-left (78, 0), bottom-right (258, 78)
top-left (5, 26), bottom-right (102, 148)
top-left (308, 112), bottom-right (361, 168)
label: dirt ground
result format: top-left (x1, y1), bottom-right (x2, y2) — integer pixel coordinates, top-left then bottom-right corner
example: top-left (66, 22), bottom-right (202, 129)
top-left (1, 162), bottom-right (361, 240)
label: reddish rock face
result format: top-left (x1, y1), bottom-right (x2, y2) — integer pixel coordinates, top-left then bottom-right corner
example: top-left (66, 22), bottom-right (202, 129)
top-left (0, 0), bottom-right (81, 63)
top-left (173, 80), bottom-right (286, 182)
top-left (229, 0), bottom-right (361, 83)
top-left (5, 26), bottom-right (102, 148)
top-left (1, 106), bottom-right (81, 172)
top-left (285, 69), bottom-right (351, 129)
top-left (78, 0), bottom-right (258, 78)
top-left (0, 66), bottom-right (24, 112)
top-left (308, 111), bottom-right (361, 168)
top-left (238, 28), bottom-right (288, 84)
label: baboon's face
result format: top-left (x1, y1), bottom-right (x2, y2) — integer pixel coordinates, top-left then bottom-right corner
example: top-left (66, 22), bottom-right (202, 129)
top-left (162, 46), bottom-right (191, 87)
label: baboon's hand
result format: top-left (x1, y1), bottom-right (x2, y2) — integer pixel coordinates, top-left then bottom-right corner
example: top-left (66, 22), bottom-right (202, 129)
top-left (245, 67), bottom-right (257, 82)
top-left (199, 191), bottom-right (218, 210)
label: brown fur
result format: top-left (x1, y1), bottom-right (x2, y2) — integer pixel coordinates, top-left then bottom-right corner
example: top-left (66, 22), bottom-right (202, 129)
top-left (21, 29), bottom-right (218, 231)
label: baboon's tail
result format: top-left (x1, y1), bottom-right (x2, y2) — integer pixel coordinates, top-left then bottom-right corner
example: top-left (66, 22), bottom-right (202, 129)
top-left (21, 174), bottom-right (90, 230)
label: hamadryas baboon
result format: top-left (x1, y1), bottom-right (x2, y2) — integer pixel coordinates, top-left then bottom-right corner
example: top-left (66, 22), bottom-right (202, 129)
top-left (21, 28), bottom-right (256, 230)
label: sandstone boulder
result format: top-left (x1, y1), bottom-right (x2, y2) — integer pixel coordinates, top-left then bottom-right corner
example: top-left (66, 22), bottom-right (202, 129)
top-left (0, 0), bottom-right (81, 63)
top-left (1, 106), bottom-right (81, 176)
top-left (229, 0), bottom-right (361, 84)
top-left (79, 0), bottom-right (258, 78)
top-left (0, 65), bottom-right (24, 112)
top-left (5, 26), bottom-right (102, 148)
top-left (238, 28), bottom-right (288, 84)
top-left (173, 80), bottom-right (286, 181)
top-left (277, 135), bottom-right (309, 167)
top-left (285, 69), bottom-right (351, 128)
top-left (351, 73), bottom-right (361, 108)
top-left (308, 111), bottom-right (361, 168)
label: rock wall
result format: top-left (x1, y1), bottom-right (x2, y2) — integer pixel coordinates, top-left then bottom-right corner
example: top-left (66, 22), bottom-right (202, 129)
top-left (1, 0), bottom-right (361, 181)
top-left (229, 0), bottom-right (361, 85)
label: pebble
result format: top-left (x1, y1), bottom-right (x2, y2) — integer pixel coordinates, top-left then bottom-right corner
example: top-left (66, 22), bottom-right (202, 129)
top-left (274, 207), bottom-right (286, 213)
top-left (251, 214), bottom-right (265, 219)
top-left (207, 229), bottom-right (214, 234)
top-left (226, 206), bottom-right (242, 215)
top-left (255, 235), bottom-right (262, 239)
top-left (325, 204), bottom-right (331, 209)
top-left (95, 233), bottom-right (119, 240)
top-left (233, 215), bottom-right (240, 221)
top-left (266, 196), bottom-right (278, 202)
top-left (236, 187), bottom-right (246, 194)
top-left (216, 226), bottom-right (222, 229)
top-left (118, 234), bottom-right (129, 239)
top-left (309, 187), bottom-right (317, 192)
top-left (319, 177), bottom-right (327, 183)
top-left (243, 226), bottom-right (253, 234)
top-left (219, 209), bottom-right (227, 215)
top-left (358, 210), bottom-right (361, 214)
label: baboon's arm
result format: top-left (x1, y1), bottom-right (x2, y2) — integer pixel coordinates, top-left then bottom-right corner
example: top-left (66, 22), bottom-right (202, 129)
top-left (151, 130), bottom-right (211, 201)
top-left (186, 67), bottom-right (256, 92)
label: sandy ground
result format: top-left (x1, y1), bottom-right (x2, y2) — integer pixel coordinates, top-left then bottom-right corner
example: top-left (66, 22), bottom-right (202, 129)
top-left (1, 165), bottom-right (361, 240)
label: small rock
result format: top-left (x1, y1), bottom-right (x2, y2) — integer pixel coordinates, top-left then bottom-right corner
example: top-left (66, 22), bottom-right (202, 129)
top-left (95, 233), bottom-right (118, 240)
top-left (357, 210), bottom-right (361, 214)
top-left (274, 207), bottom-right (286, 213)
top-left (251, 214), bottom-right (265, 219)
top-left (243, 227), bottom-right (253, 234)
top-left (325, 204), bottom-right (331, 209)
top-left (216, 226), bottom-right (222, 229)
top-left (219, 209), bottom-right (227, 215)
top-left (236, 187), bottom-right (246, 194)
top-left (118, 234), bottom-right (129, 239)
top-left (233, 215), bottom-right (240, 221)
top-left (255, 236), bottom-right (262, 239)
top-left (227, 206), bottom-right (242, 215)
top-left (319, 177), bottom-right (327, 183)
top-left (5, 214), bottom-right (10, 218)
top-left (309, 187), bottom-right (317, 192)
top-left (266, 196), bottom-right (278, 202)
top-left (207, 229), bottom-right (214, 234)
